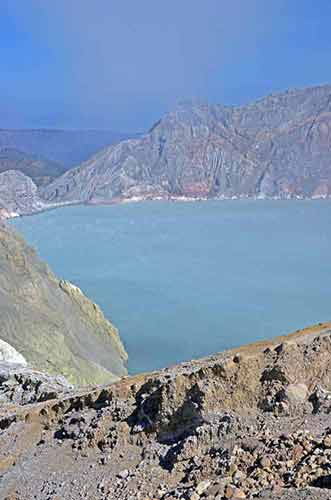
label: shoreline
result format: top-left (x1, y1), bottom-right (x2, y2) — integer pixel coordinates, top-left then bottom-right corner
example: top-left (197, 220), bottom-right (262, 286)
top-left (3, 192), bottom-right (331, 221)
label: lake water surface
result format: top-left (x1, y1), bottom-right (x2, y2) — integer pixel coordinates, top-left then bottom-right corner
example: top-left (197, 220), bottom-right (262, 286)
top-left (12, 200), bottom-right (331, 374)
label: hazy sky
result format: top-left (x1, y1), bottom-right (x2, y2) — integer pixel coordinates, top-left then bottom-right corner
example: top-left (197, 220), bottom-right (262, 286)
top-left (1, 1), bottom-right (331, 131)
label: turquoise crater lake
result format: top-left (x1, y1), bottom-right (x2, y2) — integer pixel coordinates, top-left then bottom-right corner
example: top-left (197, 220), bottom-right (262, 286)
top-left (12, 200), bottom-right (331, 374)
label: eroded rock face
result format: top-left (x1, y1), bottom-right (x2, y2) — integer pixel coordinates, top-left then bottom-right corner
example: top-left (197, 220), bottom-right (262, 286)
top-left (1, 323), bottom-right (331, 499)
top-left (0, 223), bottom-right (128, 385)
top-left (0, 170), bottom-right (45, 218)
top-left (41, 85), bottom-right (331, 206)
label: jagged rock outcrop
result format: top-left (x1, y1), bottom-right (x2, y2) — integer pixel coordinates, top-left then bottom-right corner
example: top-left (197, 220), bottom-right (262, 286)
top-left (41, 85), bottom-right (331, 206)
top-left (0, 223), bottom-right (127, 385)
top-left (0, 362), bottom-right (72, 406)
top-left (0, 170), bottom-right (47, 219)
top-left (1, 322), bottom-right (331, 499)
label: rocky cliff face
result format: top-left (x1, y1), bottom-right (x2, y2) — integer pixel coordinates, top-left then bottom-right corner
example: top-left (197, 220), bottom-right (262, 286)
top-left (1, 322), bottom-right (331, 499)
top-left (41, 85), bottom-right (331, 205)
top-left (0, 223), bottom-right (127, 384)
top-left (0, 170), bottom-right (47, 219)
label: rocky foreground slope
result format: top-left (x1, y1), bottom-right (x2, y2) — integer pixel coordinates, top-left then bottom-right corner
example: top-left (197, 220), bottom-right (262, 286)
top-left (1, 322), bottom-right (331, 499)
top-left (42, 84), bottom-right (331, 205)
top-left (0, 223), bottom-right (127, 384)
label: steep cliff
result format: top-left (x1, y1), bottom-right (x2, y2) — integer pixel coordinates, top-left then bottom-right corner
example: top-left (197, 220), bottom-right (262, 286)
top-left (0, 223), bottom-right (127, 384)
top-left (42, 85), bottom-right (331, 205)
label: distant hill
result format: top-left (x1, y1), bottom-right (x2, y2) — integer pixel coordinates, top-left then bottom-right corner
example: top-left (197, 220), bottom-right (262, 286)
top-left (0, 129), bottom-right (136, 168)
top-left (0, 148), bottom-right (66, 186)
top-left (42, 84), bottom-right (331, 205)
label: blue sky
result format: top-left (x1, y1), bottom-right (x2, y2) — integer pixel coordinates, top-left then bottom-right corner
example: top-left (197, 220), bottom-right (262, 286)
top-left (1, 1), bottom-right (331, 131)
